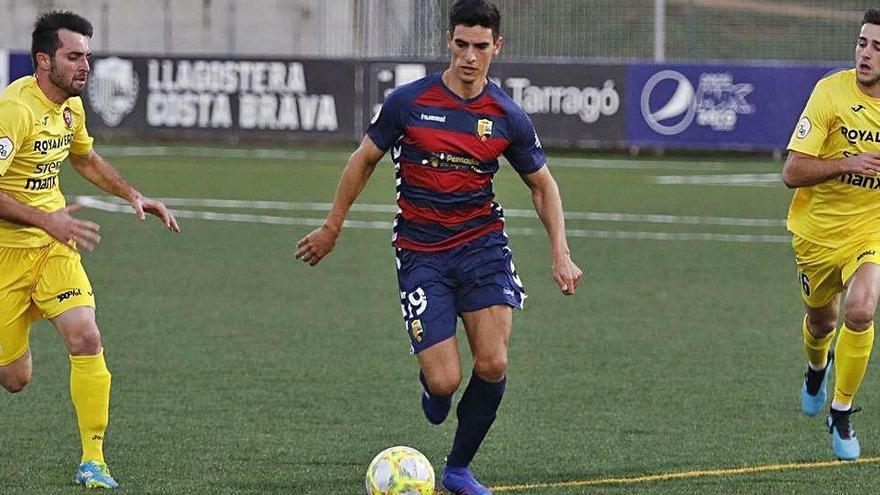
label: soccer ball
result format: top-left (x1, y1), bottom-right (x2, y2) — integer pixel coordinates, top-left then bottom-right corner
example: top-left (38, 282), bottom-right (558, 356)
top-left (365, 446), bottom-right (435, 495)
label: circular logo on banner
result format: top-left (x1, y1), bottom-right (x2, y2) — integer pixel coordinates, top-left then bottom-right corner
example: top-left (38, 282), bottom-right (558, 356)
top-left (641, 70), bottom-right (696, 136)
top-left (87, 57), bottom-right (139, 127)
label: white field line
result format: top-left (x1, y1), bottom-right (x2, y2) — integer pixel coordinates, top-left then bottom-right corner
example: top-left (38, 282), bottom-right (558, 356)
top-left (77, 196), bottom-right (786, 228)
top-left (95, 145), bottom-right (727, 171)
top-left (72, 196), bottom-right (790, 244)
top-left (654, 173), bottom-right (782, 187)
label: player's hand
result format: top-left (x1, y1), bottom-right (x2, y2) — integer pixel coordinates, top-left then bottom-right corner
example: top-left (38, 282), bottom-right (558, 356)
top-left (43, 204), bottom-right (102, 252)
top-left (845, 152), bottom-right (880, 176)
top-left (130, 194), bottom-right (181, 233)
top-left (295, 224), bottom-right (339, 266)
top-left (553, 255), bottom-right (583, 295)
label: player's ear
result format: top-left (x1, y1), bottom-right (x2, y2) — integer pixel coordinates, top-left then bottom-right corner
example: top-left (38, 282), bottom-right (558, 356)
top-left (35, 52), bottom-right (51, 71)
top-left (493, 36), bottom-right (503, 55)
top-left (446, 30), bottom-right (453, 49)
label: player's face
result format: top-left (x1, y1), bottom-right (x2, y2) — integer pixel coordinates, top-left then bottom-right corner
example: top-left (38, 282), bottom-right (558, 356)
top-left (856, 23), bottom-right (880, 87)
top-left (446, 25), bottom-right (502, 85)
top-left (48, 29), bottom-right (91, 97)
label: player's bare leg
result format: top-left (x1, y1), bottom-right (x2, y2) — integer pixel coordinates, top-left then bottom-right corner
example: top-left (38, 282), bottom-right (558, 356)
top-left (0, 349), bottom-right (32, 393)
top-left (440, 305), bottom-right (511, 495)
top-left (51, 307), bottom-right (117, 488)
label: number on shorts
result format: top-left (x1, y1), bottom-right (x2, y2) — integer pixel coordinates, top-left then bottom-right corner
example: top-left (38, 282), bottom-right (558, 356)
top-left (400, 287), bottom-right (427, 319)
top-left (800, 272), bottom-right (811, 296)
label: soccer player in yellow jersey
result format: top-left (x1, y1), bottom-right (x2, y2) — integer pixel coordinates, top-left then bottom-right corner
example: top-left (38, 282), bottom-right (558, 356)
top-left (0, 11), bottom-right (180, 488)
top-left (783, 8), bottom-right (880, 461)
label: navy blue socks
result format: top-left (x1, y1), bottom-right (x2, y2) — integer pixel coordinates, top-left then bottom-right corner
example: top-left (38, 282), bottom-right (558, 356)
top-left (446, 372), bottom-right (506, 468)
top-left (420, 370), bottom-right (453, 425)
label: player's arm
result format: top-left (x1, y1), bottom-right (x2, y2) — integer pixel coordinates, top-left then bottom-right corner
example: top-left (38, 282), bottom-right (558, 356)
top-left (295, 136), bottom-right (385, 266)
top-left (68, 150), bottom-right (180, 232)
top-left (0, 190), bottom-right (101, 251)
top-left (520, 166), bottom-right (583, 295)
top-left (781, 150), bottom-right (880, 188)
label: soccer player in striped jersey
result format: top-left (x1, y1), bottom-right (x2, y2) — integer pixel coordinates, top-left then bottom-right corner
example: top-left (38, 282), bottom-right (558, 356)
top-left (0, 11), bottom-right (180, 488)
top-left (784, 8), bottom-right (880, 461)
top-left (296, 1), bottom-right (582, 492)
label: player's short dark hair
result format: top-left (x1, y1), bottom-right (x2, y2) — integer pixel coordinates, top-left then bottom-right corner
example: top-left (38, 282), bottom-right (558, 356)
top-left (863, 8), bottom-right (880, 26)
top-left (31, 10), bottom-right (93, 68)
top-left (449, 0), bottom-right (501, 39)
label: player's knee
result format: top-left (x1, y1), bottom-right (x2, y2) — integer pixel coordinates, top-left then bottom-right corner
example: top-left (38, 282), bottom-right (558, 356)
top-left (843, 295), bottom-right (876, 331)
top-left (844, 308), bottom-right (875, 332)
top-left (807, 317), bottom-right (837, 337)
top-left (0, 373), bottom-right (30, 393)
top-left (474, 355), bottom-right (508, 382)
top-left (66, 329), bottom-right (103, 356)
top-left (426, 371), bottom-right (461, 397)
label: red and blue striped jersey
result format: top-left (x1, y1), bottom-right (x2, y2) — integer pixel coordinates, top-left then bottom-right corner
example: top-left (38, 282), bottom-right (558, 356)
top-left (367, 73), bottom-right (546, 252)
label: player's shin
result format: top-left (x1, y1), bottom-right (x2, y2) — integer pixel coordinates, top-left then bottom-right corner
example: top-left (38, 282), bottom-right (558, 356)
top-left (70, 349), bottom-right (112, 463)
top-left (833, 324), bottom-right (874, 410)
top-left (446, 372), bottom-right (506, 468)
top-left (803, 315), bottom-right (835, 369)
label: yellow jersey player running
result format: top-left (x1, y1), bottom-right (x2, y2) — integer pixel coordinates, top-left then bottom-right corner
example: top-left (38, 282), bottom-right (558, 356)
top-left (0, 11), bottom-right (180, 488)
top-left (783, 8), bottom-right (880, 462)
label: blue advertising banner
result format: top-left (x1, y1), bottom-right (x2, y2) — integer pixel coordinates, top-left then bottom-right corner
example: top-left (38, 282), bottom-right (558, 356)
top-left (9, 52), bottom-right (32, 82)
top-left (626, 63), bottom-right (844, 150)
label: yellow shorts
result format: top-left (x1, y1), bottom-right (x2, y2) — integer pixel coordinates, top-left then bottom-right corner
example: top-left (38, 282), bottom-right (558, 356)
top-left (0, 242), bottom-right (95, 366)
top-left (792, 235), bottom-right (880, 308)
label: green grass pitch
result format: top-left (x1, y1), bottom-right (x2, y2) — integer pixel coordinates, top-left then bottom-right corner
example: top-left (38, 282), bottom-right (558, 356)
top-left (2, 144), bottom-right (878, 494)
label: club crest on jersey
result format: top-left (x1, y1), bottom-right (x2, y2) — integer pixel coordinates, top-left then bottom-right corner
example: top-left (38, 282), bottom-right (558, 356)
top-left (410, 319), bottom-right (424, 342)
top-left (63, 108), bottom-right (73, 128)
top-left (477, 118), bottom-right (493, 141)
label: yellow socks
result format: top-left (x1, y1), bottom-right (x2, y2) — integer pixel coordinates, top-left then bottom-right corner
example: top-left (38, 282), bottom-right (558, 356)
top-left (70, 349), bottom-right (112, 463)
top-left (803, 316), bottom-right (835, 369)
top-left (833, 324), bottom-right (874, 409)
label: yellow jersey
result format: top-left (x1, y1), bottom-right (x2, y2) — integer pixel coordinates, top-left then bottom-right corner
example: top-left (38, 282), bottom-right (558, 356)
top-left (0, 76), bottom-right (93, 247)
top-left (787, 69), bottom-right (880, 248)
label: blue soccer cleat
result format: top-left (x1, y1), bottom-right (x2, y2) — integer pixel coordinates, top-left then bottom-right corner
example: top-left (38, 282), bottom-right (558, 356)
top-left (801, 353), bottom-right (833, 417)
top-left (827, 407), bottom-right (861, 461)
top-left (75, 460), bottom-right (119, 489)
top-left (442, 465), bottom-right (493, 495)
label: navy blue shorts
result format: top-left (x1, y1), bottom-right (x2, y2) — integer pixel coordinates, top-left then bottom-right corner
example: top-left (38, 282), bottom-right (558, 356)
top-left (395, 231), bottom-right (525, 353)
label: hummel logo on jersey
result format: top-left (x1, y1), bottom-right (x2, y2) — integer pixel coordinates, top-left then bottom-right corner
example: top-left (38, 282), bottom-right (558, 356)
top-left (852, 104), bottom-right (865, 112)
top-left (420, 113), bottom-right (446, 123)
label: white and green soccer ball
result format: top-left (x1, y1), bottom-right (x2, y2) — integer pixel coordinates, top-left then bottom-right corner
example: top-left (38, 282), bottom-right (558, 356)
top-left (365, 446), bottom-right (435, 495)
